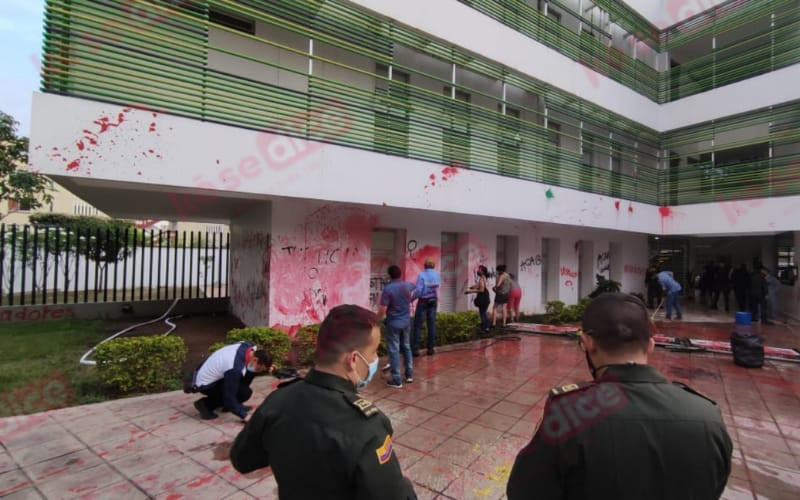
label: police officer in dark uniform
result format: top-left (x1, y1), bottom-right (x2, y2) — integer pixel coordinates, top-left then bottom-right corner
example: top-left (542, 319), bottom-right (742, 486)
top-left (230, 304), bottom-right (417, 499)
top-left (507, 293), bottom-right (732, 499)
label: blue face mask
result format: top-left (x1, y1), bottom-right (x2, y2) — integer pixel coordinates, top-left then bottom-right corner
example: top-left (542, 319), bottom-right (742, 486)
top-left (355, 352), bottom-right (378, 390)
top-left (246, 364), bottom-right (256, 373)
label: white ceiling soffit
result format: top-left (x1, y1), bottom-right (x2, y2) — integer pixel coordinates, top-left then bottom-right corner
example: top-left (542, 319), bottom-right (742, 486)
top-left (621, 0), bottom-right (728, 30)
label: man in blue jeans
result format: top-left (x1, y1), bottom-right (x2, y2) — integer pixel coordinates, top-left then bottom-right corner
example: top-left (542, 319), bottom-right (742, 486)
top-left (412, 258), bottom-right (441, 357)
top-left (658, 270), bottom-right (683, 320)
top-left (378, 265), bottom-right (415, 389)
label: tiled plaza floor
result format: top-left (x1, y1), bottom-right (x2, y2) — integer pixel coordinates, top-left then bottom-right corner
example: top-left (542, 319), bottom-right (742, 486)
top-left (1, 322), bottom-right (799, 499)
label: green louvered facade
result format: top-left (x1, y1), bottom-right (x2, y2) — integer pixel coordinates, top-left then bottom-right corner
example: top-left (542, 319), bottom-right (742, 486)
top-left (42, 0), bottom-right (800, 207)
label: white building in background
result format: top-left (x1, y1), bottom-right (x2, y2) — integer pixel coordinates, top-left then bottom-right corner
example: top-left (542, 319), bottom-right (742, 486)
top-left (28, 0), bottom-right (800, 327)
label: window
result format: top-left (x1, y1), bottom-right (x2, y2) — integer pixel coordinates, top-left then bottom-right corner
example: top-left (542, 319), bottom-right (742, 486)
top-left (209, 9), bottom-right (255, 35)
top-left (442, 87), bottom-right (471, 166)
top-left (580, 133), bottom-right (595, 192)
top-left (374, 64), bottom-right (411, 155)
top-left (776, 233), bottom-right (796, 285)
top-left (497, 105), bottom-right (521, 177)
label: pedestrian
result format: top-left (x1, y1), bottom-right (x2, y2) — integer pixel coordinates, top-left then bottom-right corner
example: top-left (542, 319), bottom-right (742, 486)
top-left (465, 265), bottom-right (491, 332)
top-left (731, 263), bottom-right (750, 311)
top-left (492, 264), bottom-right (512, 327)
top-left (645, 264), bottom-right (661, 308)
top-left (187, 342), bottom-right (273, 420)
top-left (508, 273), bottom-right (523, 323)
top-left (764, 267), bottom-right (780, 323)
top-left (658, 269), bottom-right (682, 320)
top-left (230, 304), bottom-right (417, 499)
top-left (702, 262), bottom-right (716, 308)
top-left (750, 266), bottom-right (770, 324)
top-left (412, 258), bottom-right (441, 357)
top-left (507, 293), bottom-right (732, 499)
top-left (714, 262), bottom-right (731, 312)
top-left (378, 265), bottom-right (415, 389)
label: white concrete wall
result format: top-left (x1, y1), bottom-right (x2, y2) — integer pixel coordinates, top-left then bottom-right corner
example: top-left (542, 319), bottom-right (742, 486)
top-left (258, 198), bottom-right (647, 328)
top-left (29, 93), bottom-right (800, 238)
top-left (229, 204), bottom-right (271, 326)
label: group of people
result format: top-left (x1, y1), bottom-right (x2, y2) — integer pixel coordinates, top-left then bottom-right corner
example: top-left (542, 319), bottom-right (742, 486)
top-left (465, 264), bottom-right (523, 331)
top-left (646, 260), bottom-right (782, 324)
top-left (694, 262), bottom-right (780, 324)
top-left (223, 294), bottom-right (732, 499)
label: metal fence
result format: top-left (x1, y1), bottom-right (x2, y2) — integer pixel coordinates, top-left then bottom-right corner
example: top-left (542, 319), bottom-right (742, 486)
top-left (0, 224), bottom-right (230, 306)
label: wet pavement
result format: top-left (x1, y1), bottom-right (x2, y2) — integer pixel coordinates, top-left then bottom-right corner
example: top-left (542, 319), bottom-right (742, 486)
top-left (1, 318), bottom-right (799, 499)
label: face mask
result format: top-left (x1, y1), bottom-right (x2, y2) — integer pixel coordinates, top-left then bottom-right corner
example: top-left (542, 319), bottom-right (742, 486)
top-left (246, 364), bottom-right (256, 373)
top-left (354, 351), bottom-right (378, 390)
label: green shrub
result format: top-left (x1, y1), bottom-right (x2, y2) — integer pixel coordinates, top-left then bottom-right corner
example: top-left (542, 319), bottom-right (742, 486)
top-left (545, 299), bottom-right (589, 324)
top-left (292, 324), bottom-right (318, 366)
top-left (589, 274), bottom-right (622, 298)
top-left (96, 336), bottom-right (187, 394)
top-left (434, 311), bottom-right (480, 346)
top-left (225, 326), bottom-right (292, 368)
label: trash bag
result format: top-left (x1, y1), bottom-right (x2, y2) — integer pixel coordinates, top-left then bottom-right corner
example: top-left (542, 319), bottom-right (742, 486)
top-left (730, 330), bottom-right (764, 368)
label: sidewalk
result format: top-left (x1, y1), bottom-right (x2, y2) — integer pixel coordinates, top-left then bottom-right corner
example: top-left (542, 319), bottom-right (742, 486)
top-left (1, 326), bottom-right (799, 499)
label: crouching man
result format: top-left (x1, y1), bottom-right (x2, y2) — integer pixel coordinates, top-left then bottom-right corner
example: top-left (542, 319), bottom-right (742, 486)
top-left (190, 342), bottom-right (273, 420)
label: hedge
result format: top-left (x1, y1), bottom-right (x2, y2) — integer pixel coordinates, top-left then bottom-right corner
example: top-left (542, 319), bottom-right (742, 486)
top-left (95, 336), bottom-right (187, 394)
top-left (211, 326), bottom-right (292, 368)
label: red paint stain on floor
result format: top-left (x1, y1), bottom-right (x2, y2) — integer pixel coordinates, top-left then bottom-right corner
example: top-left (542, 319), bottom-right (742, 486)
top-left (187, 475), bottom-right (215, 488)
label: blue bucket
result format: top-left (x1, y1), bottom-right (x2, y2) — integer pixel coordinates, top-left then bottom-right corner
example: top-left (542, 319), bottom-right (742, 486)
top-left (735, 311), bottom-right (752, 325)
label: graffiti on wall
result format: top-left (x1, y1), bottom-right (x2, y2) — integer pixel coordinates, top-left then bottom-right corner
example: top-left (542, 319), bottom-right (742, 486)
top-left (624, 264), bottom-right (646, 275)
top-left (520, 255), bottom-right (542, 272)
top-left (270, 205), bottom-right (376, 331)
top-left (597, 251), bottom-right (610, 274)
top-left (230, 229), bottom-right (270, 326)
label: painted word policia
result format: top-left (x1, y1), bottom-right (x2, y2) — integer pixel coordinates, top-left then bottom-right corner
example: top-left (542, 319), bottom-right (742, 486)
top-left (229, 296), bottom-right (732, 499)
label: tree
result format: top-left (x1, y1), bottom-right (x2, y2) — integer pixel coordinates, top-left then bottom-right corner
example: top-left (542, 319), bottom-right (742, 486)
top-left (1, 110), bottom-right (52, 213)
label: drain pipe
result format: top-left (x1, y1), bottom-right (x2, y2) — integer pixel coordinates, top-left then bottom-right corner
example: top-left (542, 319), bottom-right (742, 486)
top-left (80, 298), bottom-right (181, 366)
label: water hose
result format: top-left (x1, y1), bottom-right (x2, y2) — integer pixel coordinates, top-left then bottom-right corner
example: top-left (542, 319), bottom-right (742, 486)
top-left (79, 298), bottom-right (181, 366)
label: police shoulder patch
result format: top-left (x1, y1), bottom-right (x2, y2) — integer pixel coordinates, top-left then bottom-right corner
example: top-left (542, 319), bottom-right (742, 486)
top-left (375, 434), bottom-right (393, 465)
top-left (672, 381), bottom-right (717, 406)
top-left (345, 393), bottom-right (379, 418)
top-left (550, 381), bottom-right (591, 397)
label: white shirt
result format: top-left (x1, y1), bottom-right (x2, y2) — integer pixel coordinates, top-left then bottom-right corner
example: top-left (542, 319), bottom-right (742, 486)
top-left (195, 342), bottom-right (250, 387)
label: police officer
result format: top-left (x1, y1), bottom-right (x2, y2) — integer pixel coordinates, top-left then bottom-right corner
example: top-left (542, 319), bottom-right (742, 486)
top-left (507, 293), bottom-right (732, 499)
top-left (230, 304), bottom-right (417, 499)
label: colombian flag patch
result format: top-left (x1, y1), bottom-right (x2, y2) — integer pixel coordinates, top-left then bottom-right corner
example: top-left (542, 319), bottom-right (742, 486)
top-left (376, 434), bottom-right (393, 465)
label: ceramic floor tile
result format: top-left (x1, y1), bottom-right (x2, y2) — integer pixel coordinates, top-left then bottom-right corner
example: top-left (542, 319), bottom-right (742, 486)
top-left (473, 411), bottom-right (518, 433)
top-left (395, 427), bottom-right (450, 453)
top-left (442, 468), bottom-right (507, 500)
top-left (454, 423), bottom-right (504, 448)
top-left (36, 463), bottom-right (125, 499)
top-left (420, 415), bottom-right (467, 437)
top-left (75, 481), bottom-right (148, 500)
top-left (1, 487), bottom-right (45, 500)
top-left (428, 437), bottom-right (484, 468)
top-left (406, 456), bottom-right (464, 494)
top-left (0, 469), bottom-right (33, 497)
top-left (440, 402), bottom-right (485, 422)
top-left (24, 449), bottom-right (102, 484)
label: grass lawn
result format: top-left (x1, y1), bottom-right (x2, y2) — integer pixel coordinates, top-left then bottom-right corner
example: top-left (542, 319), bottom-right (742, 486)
top-left (0, 320), bottom-right (111, 417)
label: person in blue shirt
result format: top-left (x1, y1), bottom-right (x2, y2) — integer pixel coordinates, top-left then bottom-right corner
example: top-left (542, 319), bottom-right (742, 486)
top-left (378, 265), bottom-right (416, 388)
top-left (658, 270), bottom-right (683, 320)
top-left (412, 258), bottom-right (441, 356)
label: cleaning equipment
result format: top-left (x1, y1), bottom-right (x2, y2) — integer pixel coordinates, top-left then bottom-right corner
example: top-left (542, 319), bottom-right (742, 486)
top-left (79, 298), bottom-right (181, 366)
top-left (650, 298), bottom-right (665, 322)
top-left (730, 311), bottom-right (764, 368)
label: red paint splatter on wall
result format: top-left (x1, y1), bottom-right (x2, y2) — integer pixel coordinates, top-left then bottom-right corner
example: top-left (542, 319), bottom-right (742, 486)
top-left (270, 205), bottom-right (376, 331)
top-left (149, 122), bottom-right (157, 132)
top-left (66, 159), bottom-right (81, 171)
top-left (628, 203), bottom-right (634, 213)
top-left (658, 206), bottom-right (672, 217)
top-left (614, 200), bottom-right (620, 210)
top-left (441, 166), bottom-right (460, 181)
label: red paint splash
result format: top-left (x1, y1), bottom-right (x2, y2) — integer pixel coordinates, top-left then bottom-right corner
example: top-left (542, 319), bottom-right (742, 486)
top-left (187, 475), bottom-right (215, 488)
top-left (321, 226), bottom-right (339, 243)
top-left (76, 141), bottom-right (85, 151)
top-left (166, 494), bottom-right (183, 500)
top-left (441, 166), bottom-right (460, 181)
top-left (66, 159), bottom-right (81, 171)
top-left (93, 112), bottom-right (126, 133)
top-left (658, 206), bottom-right (672, 217)
top-left (628, 203), bottom-right (634, 213)
top-left (148, 122), bottom-right (157, 132)
top-left (614, 200), bottom-right (620, 210)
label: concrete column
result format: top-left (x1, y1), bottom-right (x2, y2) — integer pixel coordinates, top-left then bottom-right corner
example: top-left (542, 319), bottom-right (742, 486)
top-left (517, 230), bottom-right (542, 313)
top-left (455, 231), bottom-right (495, 311)
top-left (559, 239), bottom-right (580, 305)
top-left (268, 199), bottom-right (375, 331)
top-left (229, 203), bottom-right (272, 326)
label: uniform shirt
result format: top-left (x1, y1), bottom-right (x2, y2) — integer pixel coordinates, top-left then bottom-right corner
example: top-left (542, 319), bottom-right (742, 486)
top-left (230, 369), bottom-right (417, 500)
top-left (657, 271), bottom-right (682, 293)
top-left (380, 279), bottom-right (416, 329)
top-left (414, 268), bottom-right (441, 301)
top-left (507, 364), bottom-right (732, 500)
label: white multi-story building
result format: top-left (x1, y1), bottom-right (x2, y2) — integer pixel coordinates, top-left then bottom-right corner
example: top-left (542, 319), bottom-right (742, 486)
top-left (30, 0), bottom-right (800, 327)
